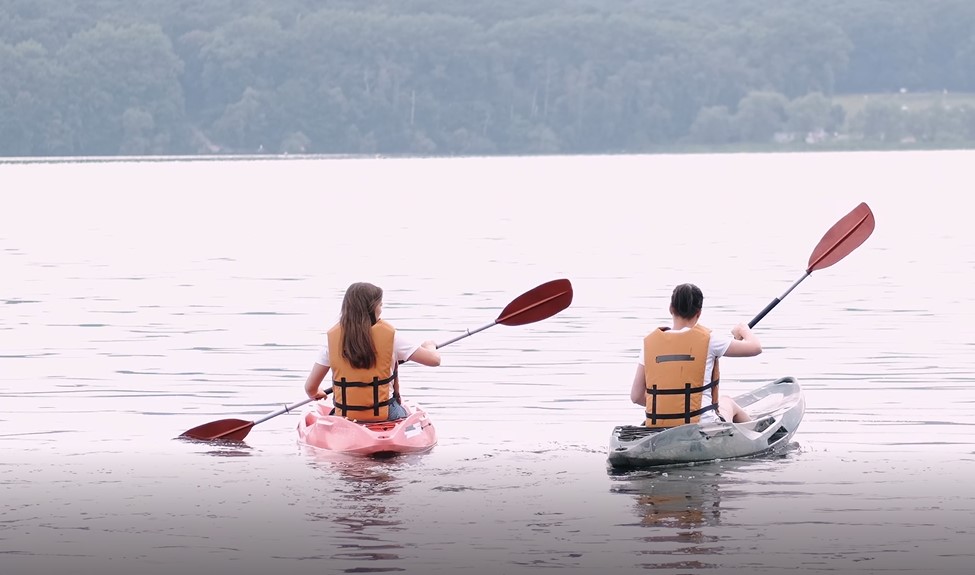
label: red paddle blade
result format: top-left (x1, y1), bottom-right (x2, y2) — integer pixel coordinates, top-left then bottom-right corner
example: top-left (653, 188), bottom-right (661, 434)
top-left (807, 202), bottom-right (875, 273)
top-left (496, 278), bottom-right (573, 326)
top-left (179, 418), bottom-right (254, 441)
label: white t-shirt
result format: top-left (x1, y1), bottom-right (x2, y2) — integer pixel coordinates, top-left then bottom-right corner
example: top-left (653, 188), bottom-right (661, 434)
top-left (315, 330), bottom-right (421, 369)
top-left (639, 327), bottom-right (732, 422)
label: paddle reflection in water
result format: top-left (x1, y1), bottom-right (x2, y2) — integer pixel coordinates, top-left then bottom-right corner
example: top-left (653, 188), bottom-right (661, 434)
top-left (182, 437), bottom-right (257, 457)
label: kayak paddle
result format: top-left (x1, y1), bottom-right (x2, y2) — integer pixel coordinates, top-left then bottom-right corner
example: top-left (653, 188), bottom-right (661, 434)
top-left (177, 395), bottom-right (323, 442)
top-left (178, 278), bottom-right (574, 442)
top-left (749, 201), bottom-right (875, 328)
top-left (435, 277), bottom-right (573, 347)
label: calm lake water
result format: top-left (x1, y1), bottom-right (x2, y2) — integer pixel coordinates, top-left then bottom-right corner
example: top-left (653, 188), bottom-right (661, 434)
top-left (2, 151), bottom-right (973, 574)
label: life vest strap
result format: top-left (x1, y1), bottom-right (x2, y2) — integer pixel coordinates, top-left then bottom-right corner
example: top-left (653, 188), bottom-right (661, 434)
top-left (645, 378), bottom-right (718, 396)
top-left (332, 366), bottom-right (398, 417)
top-left (645, 403), bottom-right (718, 421)
top-left (645, 379), bottom-right (720, 425)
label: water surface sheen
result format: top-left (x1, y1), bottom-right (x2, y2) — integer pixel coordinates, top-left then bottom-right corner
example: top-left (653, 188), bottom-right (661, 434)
top-left (2, 152), bottom-right (973, 574)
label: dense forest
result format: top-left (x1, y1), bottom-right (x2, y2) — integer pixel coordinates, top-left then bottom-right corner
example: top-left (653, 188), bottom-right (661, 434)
top-left (2, 0), bottom-right (975, 157)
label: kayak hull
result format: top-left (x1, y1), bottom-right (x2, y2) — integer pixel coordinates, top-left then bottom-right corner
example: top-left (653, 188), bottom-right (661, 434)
top-left (297, 401), bottom-right (438, 456)
top-left (608, 376), bottom-right (805, 469)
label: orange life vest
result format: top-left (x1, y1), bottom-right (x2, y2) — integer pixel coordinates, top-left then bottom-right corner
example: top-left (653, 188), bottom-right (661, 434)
top-left (327, 320), bottom-right (397, 422)
top-left (643, 324), bottom-right (720, 428)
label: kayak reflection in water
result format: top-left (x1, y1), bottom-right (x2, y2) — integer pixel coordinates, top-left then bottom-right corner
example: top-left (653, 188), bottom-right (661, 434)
top-left (629, 283), bottom-right (760, 427)
top-left (303, 282), bottom-right (441, 422)
top-left (633, 473), bottom-right (722, 530)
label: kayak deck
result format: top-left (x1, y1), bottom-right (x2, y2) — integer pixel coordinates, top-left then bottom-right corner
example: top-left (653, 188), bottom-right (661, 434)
top-left (608, 376), bottom-right (805, 469)
top-left (297, 401), bottom-right (438, 456)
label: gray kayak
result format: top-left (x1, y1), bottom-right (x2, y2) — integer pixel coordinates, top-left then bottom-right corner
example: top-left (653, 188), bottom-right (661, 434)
top-left (608, 376), bottom-right (806, 469)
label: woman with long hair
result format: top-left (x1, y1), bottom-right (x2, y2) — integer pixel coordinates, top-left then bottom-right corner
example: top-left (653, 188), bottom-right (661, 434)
top-left (304, 282), bottom-right (440, 422)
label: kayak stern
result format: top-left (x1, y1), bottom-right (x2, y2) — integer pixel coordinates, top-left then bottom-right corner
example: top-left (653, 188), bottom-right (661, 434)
top-left (298, 401), bottom-right (438, 456)
top-left (608, 377), bottom-right (805, 469)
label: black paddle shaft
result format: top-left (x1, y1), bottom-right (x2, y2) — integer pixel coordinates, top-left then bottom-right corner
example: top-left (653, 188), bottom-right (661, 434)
top-left (748, 271), bottom-right (811, 329)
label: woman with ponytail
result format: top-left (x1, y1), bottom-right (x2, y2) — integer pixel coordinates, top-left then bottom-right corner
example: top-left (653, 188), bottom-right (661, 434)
top-left (629, 283), bottom-right (760, 427)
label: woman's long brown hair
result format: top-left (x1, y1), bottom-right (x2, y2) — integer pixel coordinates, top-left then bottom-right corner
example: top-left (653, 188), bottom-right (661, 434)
top-left (340, 282), bottom-right (383, 369)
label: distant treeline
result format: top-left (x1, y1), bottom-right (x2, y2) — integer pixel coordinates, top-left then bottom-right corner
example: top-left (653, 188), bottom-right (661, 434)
top-left (2, 0), bottom-right (975, 157)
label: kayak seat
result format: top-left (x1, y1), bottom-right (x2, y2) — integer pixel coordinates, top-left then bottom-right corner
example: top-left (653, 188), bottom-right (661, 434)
top-left (613, 425), bottom-right (662, 441)
top-left (363, 419), bottom-right (404, 432)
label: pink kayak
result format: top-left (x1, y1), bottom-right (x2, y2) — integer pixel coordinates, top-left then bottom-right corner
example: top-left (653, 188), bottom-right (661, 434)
top-left (297, 401), bottom-right (438, 456)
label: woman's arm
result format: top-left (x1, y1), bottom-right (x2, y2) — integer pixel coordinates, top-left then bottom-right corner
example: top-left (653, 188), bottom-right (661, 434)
top-left (407, 340), bottom-right (441, 367)
top-left (725, 323), bottom-right (762, 357)
top-left (304, 363), bottom-right (331, 399)
top-left (630, 364), bottom-right (647, 405)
